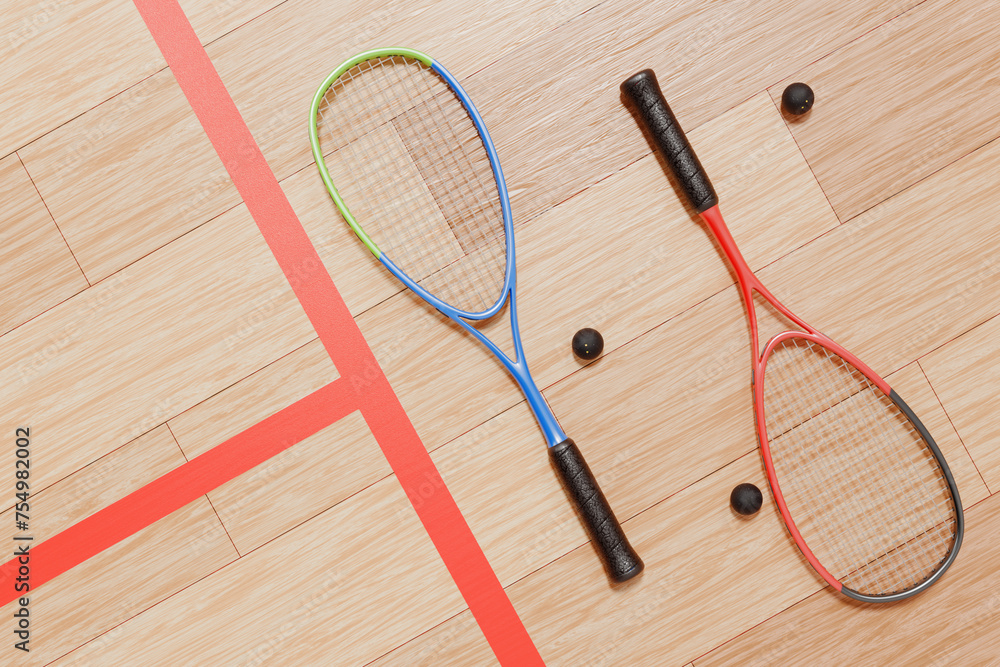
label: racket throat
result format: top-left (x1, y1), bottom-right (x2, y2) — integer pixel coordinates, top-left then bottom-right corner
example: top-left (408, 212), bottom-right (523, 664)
top-left (700, 206), bottom-right (758, 290)
top-left (508, 361), bottom-right (566, 446)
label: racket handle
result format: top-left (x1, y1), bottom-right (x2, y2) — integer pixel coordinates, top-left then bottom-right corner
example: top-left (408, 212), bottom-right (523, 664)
top-left (620, 69), bottom-right (718, 213)
top-left (550, 439), bottom-right (644, 582)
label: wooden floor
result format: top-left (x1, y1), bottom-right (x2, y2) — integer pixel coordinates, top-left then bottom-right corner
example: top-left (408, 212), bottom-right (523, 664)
top-left (3, 0), bottom-right (1000, 664)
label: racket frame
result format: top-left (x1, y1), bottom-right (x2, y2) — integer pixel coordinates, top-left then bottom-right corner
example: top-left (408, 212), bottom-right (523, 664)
top-left (311, 49), bottom-right (644, 582)
top-left (308, 48), bottom-right (561, 446)
top-left (704, 205), bottom-right (963, 602)
top-left (621, 68), bottom-right (963, 601)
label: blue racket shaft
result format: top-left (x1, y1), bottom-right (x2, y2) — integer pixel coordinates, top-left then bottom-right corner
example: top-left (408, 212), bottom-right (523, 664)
top-left (310, 48), bottom-right (643, 582)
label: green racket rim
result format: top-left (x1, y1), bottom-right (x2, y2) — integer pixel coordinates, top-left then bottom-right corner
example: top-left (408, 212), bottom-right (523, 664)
top-left (308, 47), bottom-right (434, 258)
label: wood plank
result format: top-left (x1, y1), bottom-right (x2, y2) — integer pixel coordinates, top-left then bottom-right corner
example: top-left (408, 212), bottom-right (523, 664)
top-left (168, 340), bottom-right (388, 555)
top-left (544, 288), bottom-right (991, 547)
top-left (17, 0), bottom-right (599, 283)
top-left (769, 0), bottom-right (1000, 221)
top-left (355, 285), bottom-right (524, 453)
top-left (52, 473), bottom-right (467, 666)
top-left (753, 135), bottom-right (1000, 377)
top-left (19, 70), bottom-right (239, 282)
top-left (0, 426), bottom-right (237, 665)
top-left (0, 203), bottom-right (314, 493)
top-left (515, 93), bottom-right (837, 389)
top-left (282, 90), bottom-right (837, 328)
top-left (370, 356), bottom-right (988, 665)
top-left (199, 0), bottom-right (918, 237)
top-left (180, 0), bottom-right (287, 44)
top-left (0, 0), bottom-right (164, 157)
top-left (363, 105), bottom-right (998, 664)
top-left (921, 314), bottom-right (1000, 492)
top-left (4, 1), bottom-right (1000, 662)
top-left (0, 153), bottom-right (86, 335)
top-left (369, 612), bottom-right (498, 666)
top-left (0, 0), bottom-right (289, 160)
top-left (168, 339), bottom-right (336, 458)
top-left (282, 161), bottom-right (405, 316)
top-left (372, 452), bottom-right (823, 665)
top-left (158, 118), bottom-right (986, 612)
top-left (546, 284), bottom-right (756, 519)
top-left (430, 402), bottom-right (589, 585)
top-left (336, 93), bottom-right (835, 458)
top-left (203, 411), bottom-right (390, 554)
top-left (887, 362), bottom-right (990, 507)
top-left (462, 0), bottom-right (918, 226)
top-left (696, 492), bottom-right (1000, 666)
top-left (209, 0), bottom-right (601, 183)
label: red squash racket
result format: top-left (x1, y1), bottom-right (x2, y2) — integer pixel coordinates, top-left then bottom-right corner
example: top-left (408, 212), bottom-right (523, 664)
top-left (621, 69), bottom-right (963, 602)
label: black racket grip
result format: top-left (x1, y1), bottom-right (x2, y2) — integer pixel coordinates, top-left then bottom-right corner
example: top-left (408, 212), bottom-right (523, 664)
top-left (550, 438), bottom-right (644, 582)
top-left (620, 69), bottom-right (718, 213)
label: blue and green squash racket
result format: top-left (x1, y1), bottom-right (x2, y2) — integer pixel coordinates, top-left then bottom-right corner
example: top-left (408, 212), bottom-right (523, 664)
top-left (309, 48), bottom-right (643, 582)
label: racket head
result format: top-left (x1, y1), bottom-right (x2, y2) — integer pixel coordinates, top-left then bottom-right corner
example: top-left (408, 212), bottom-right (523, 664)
top-left (309, 48), bottom-right (514, 320)
top-left (756, 330), bottom-right (963, 602)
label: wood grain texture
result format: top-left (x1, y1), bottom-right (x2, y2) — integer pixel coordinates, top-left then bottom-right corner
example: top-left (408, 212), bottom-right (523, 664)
top-left (12, 0), bottom-right (598, 284)
top-left (515, 93), bottom-right (838, 388)
top-left (209, 0), bottom-right (601, 184)
top-left (316, 93), bottom-right (835, 459)
top-left (695, 492), bottom-right (1000, 667)
top-left (921, 314), bottom-right (1000, 492)
top-left (199, 0), bottom-right (911, 233)
top-left (52, 474), bottom-right (468, 667)
top-left (462, 0), bottom-right (918, 226)
top-left (0, 0), bottom-right (163, 157)
top-left (2, 0), bottom-right (999, 663)
top-left (283, 162), bottom-right (405, 316)
top-left (0, 0), bottom-right (285, 159)
top-left (0, 426), bottom-right (236, 665)
top-left (547, 284), bottom-right (756, 520)
top-left (168, 339), bottom-right (336, 459)
top-left (19, 69), bottom-right (239, 282)
top-left (770, 0), bottom-right (1000, 221)
top-left (180, 0), bottom-right (287, 44)
top-left (372, 452), bottom-right (823, 666)
top-left (0, 153), bottom-right (86, 335)
top-left (167, 340), bottom-right (383, 555)
top-left (370, 612), bottom-right (498, 666)
top-left (203, 411), bottom-right (391, 554)
top-left (355, 286), bottom-right (524, 453)
top-left (372, 353), bottom-right (988, 666)
top-left (752, 135), bottom-right (1000, 378)
top-left (0, 203), bottom-right (313, 493)
top-left (886, 362), bottom-right (990, 508)
top-left (430, 402), bottom-right (589, 586)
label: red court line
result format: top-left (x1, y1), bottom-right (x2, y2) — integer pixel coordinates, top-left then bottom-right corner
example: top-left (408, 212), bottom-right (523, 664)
top-left (0, 379), bottom-right (354, 606)
top-left (127, 2), bottom-right (543, 664)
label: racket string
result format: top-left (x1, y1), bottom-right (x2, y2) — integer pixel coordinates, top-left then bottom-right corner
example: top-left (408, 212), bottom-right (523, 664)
top-left (321, 61), bottom-right (454, 293)
top-left (770, 343), bottom-right (954, 592)
top-left (763, 338), bottom-right (957, 597)
top-left (359, 57), bottom-right (475, 310)
top-left (779, 350), bottom-right (945, 582)
top-left (320, 58), bottom-right (465, 306)
top-left (385, 62), bottom-right (471, 309)
top-left (774, 388), bottom-right (950, 591)
top-left (788, 344), bottom-right (952, 578)
top-left (394, 65), bottom-right (505, 308)
top-left (315, 55), bottom-right (507, 315)
top-left (768, 374), bottom-right (910, 587)
top-left (835, 349), bottom-right (954, 588)
top-left (381, 56), bottom-right (505, 313)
